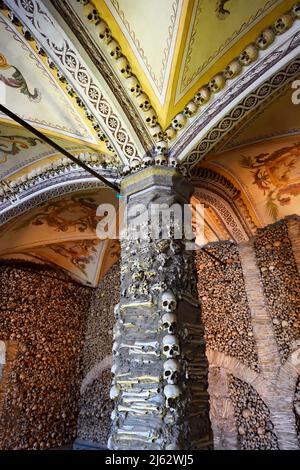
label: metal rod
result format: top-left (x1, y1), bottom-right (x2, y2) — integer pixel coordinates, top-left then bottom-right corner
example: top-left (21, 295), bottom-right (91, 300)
top-left (0, 103), bottom-right (120, 193)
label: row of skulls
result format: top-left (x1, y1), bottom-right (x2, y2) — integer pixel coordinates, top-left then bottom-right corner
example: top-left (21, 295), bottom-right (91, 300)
top-left (160, 290), bottom-right (183, 409)
top-left (79, 0), bottom-right (164, 143)
top-left (81, 0), bottom-right (300, 143)
top-left (164, 5), bottom-right (300, 140)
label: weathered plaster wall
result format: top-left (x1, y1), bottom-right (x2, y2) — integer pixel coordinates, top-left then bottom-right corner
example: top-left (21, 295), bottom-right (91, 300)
top-left (0, 262), bottom-right (91, 450)
top-left (197, 216), bottom-right (300, 450)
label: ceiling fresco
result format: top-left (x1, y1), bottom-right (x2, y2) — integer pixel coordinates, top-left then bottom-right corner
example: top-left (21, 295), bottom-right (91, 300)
top-left (218, 77), bottom-right (300, 151)
top-left (0, 12), bottom-right (97, 142)
top-left (90, 0), bottom-right (295, 125)
top-left (0, 189), bottom-right (120, 285)
top-left (202, 135), bottom-right (300, 227)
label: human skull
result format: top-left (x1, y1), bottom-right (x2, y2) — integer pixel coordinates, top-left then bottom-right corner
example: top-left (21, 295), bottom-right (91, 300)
top-left (111, 363), bottom-right (117, 376)
top-left (292, 3), bottom-right (300, 18)
top-left (168, 156), bottom-right (177, 167)
top-left (144, 107), bottom-right (158, 127)
top-left (130, 159), bottom-right (141, 169)
top-left (110, 385), bottom-right (120, 400)
top-left (57, 71), bottom-right (66, 83)
top-left (171, 113), bottom-right (187, 130)
top-left (255, 28), bottom-right (275, 50)
top-left (126, 75), bottom-right (142, 96)
top-left (163, 359), bottom-right (180, 384)
top-left (161, 290), bottom-right (177, 312)
top-left (150, 124), bottom-right (164, 142)
top-left (107, 39), bottom-right (122, 59)
top-left (137, 93), bottom-right (151, 111)
top-left (142, 155), bottom-right (154, 166)
top-left (162, 335), bottom-right (180, 359)
top-left (162, 313), bottom-right (177, 334)
top-left (116, 56), bottom-right (132, 78)
top-left (194, 86), bottom-right (211, 105)
top-left (112, 340), bottom-right (119, 356)
top-left (208, 73), bottom-right (226, 93)
top-left (273, 14), bottom-right (293, 35)
top-left (113, 323), bottom-right (122, 340)
top-left (164, 384), bottom-right (181, 409)
top-left (154, 154), bottom-right (168, 166)
top-left (83, 3), bottom-right (100, 24)
top-left (224, 59), bottom-right (242, 79)
top-left (114, 303), bottom-right (120, 319)
top-left (183, 100), bottom-right (198, 117)
top-left (155, 140), bottom-right (168, 155)
top-left (96, 20), bottom-right (112, 44)
top-left (239, 44), bottom-right (259, 66)
top-left (164, 127), bottom-right (177, 141)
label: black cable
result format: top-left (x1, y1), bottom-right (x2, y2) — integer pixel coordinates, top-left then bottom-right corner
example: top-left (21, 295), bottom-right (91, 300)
top-left (0, 103), bottom-right (120, 193)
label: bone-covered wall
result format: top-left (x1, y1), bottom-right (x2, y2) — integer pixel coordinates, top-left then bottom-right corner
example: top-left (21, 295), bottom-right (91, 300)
top-left (76, 263), bottom-right (120, 448)
top-left (0, 261), bottom-right (91, 450)
top-left (197, 215), bottom-right (300, 450)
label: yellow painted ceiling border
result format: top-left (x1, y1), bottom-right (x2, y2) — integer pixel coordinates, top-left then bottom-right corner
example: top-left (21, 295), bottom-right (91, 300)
top-left (95, 0), bottom-right (297, 128)
top-left (167, 0), bottom-right (297, 124)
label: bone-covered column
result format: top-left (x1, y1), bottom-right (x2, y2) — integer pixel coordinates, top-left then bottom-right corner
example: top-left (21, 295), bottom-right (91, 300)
top-left (108, 167), bottom-right (212, 450)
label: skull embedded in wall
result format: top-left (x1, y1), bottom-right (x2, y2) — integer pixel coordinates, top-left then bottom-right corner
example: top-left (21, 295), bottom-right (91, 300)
top-left (84, 3), bottom-right (101, 24)
top-left (208, 73), bottom-right (226, 93)
top-left (168, 156), bottom-right (177, 167)
top-left (154, 154), bottom-right (168, 166)
top-left (163, 358), bottom-right (180, 384)
top-left (96, 20), bottom-right (112, 44)
top-left (255, 28), bottom-right (275, 50)
top-left (183, 100), bottom-right (198, 117)
top-left (155, 140), bottom-right (168, 155)
top-left (150, 124), bottom-right (164, 142)
top-left (162, 335), bottom-right (180, 358)
top-left (164, 384), bottom-right (181, 409)
top-left (161, 290), bottom-right (177, 312)
top-left (107, 39), bottom-right (122, 59)
top-left (116, 56), bottom-right (132, 78)
top-left (273, 14), bottom-right (294, 35)
top-left (112, 341), bottom-right (119, 356)
top-left (126, 75), bottom-right (142, 96)
top-left (137, 93), bottom-right (151, 111)
top-left (164, 127), bottom-right (177, 141)
top-left (238, 44), bottom-right (259, 66)
top-left (171, 113), bottom-right (187, 131)
top-left (110, 385), bottom-right (120, 400)
top-left (292, 3), bottom-right (300, 18)
top-left (144, 108), bottom-right (158, 127)
top-left (194, 86), bottom-right (211, 105)
top-left (142, 155), bottom-right (154, 166)
top-left (161, 312), bottom-right (177, 334)
top-left (224, 59), bottom-right (242, 79)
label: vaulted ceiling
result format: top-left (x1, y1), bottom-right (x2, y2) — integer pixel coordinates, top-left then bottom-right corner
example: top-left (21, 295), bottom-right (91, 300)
top-left (0, 0), bottom-right (300, 284)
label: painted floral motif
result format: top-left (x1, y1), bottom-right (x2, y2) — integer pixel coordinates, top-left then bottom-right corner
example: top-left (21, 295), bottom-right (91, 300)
top-left (0, 134), bottom-right (41, 163)
top-left (48, 240), bottom-right (99, 275)
top-left (240, 142), bottom-right (300, 220)
top-left (15, 195), bottom-right (103, 233)
top-left (0, 51), bottom-right (41, 102)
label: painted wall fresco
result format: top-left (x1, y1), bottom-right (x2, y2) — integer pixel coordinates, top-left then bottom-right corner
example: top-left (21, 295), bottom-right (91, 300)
top-left (0, 51), bottom-right (41, 102)
top-left (0, 189), bottom-right (119, 286)
top-left (0, 132), bottom-right (41, 164)
top-left (207, 135), bottom-right (300, 226)
top-left (0, 13), bottom-right (95, 143)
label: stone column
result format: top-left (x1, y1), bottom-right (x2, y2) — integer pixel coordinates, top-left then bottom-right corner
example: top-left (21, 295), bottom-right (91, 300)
top-left (108, 167), bottom-right (212, 450)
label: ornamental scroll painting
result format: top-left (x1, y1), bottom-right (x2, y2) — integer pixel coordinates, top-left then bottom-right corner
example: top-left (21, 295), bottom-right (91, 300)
top-left (0, 51), bottom-right (41, 102)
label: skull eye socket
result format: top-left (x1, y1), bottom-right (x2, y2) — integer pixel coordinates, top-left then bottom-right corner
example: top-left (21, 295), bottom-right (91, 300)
top-left (163, 345), bottom-right (169, 352)
top-left (163, 301), bottom-right (169, 307)
top-left (165, 370), bottom-right (171, 376)
top-left (163, 322), bottom-right (169, 328)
